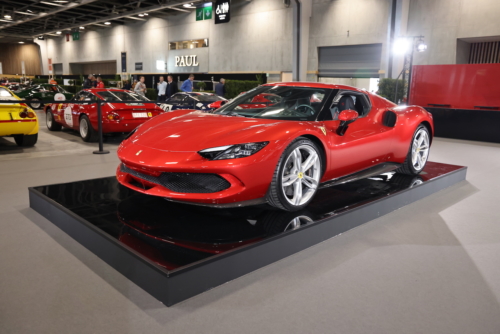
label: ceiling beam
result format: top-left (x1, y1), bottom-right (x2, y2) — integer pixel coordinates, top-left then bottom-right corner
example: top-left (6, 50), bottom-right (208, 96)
top-left (34, 0), bottom-right (199, 37)
top-left (0, 0), bottom-right (100, 31)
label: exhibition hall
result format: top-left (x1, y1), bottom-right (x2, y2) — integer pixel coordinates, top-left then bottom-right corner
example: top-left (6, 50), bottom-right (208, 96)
top-left (1, 0), bottom-right (500, 333)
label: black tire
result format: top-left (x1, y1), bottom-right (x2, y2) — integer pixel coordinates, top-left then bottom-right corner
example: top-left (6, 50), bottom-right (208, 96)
top-left (28, 98), bottom-right (42, 110)
top-left (14, 133), bottom-right (38, 147)
top-left (396, 124), bottom-right (430, 175)
top-left (266, 137), bottom-right (323, 211)
top-left (79, 115), bottom-right (99, 142)
top-left (46, 111), bottom-right (62, 131)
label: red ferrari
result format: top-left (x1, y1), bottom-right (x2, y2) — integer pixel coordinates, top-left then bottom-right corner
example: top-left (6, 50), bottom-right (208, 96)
top-left (116, 82), bottom-right (433, 211)
top-left (44, 88), bottom-right (163, 142)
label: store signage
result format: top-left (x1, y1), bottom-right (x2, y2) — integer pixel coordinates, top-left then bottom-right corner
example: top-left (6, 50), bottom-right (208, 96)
top-left (121, 52), bottom-right (127, 72)
top-left (175, 55), bottom-right (199, 67)
top-left (135, 62), bottom-right (143, 71)
top-left (72, 31), bottom-right (80, 41)
top-left (196, 2), bottom-right (213, 21)
top-left (215, 0), bottom-right (230, 24)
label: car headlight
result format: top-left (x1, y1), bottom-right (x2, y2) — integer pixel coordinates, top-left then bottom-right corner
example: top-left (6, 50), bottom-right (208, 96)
top-left (198, 142), bottom-right (269, 160)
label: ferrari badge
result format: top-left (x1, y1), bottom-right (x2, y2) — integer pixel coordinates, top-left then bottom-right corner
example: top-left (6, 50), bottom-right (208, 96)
top-left (320, 127), bottom-right (327, 136)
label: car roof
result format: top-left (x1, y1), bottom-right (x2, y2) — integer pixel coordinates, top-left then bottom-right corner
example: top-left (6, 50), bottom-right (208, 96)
top-left (263, 81), bottom-right (369, 94)
top-left (84, 88), bottom-right (131, 93)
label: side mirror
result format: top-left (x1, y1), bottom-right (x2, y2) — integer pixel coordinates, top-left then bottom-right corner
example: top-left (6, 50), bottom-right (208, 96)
top-left (337, 109), bottom-right (359, 136)
top-left (338, 109), bottom-right (358, 122)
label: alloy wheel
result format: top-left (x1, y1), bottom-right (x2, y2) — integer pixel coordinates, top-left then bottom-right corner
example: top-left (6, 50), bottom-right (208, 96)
top-left (411, 128), bottom-right (430, 171)
top-left (46, 112), bottom-right (53, 128)
top-left (281, 145), bottom-right (321, 206)
top-left (30, 99), bottom-right (41, 109)
top-left (80, 118), bottom-right (88, 138)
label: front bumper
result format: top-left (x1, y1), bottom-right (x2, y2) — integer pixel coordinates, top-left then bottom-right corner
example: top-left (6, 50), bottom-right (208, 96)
top-left (116, 146), bottom-right (280, 206)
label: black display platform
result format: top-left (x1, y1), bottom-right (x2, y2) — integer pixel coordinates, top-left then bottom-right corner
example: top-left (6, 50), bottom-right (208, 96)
top-left (29, 162), bottom-right (467, 306)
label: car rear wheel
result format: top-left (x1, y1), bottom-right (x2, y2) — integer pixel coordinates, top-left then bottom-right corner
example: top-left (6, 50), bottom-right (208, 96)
top-left (14, 133), bottom-right (38, 147)
top-left (267, 137), bottom-right (322, 211)
top-left (29, 98), bottom-right (42, 109)
top-left (79, 115), bottom-right (99, 142)
top-left (46, 111), bottom-right (62, 131)
top-left (396, 125), bottom-right (430, 175)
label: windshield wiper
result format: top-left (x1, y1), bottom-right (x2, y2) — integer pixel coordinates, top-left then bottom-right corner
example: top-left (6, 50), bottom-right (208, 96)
top-left (225, 111), bottom-right (247, 117)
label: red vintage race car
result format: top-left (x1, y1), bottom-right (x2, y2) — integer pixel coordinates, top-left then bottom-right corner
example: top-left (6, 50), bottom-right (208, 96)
top-left (116, 82), bottom-right (434, 211)
top-left (44, 88), bottom-right (163, 142)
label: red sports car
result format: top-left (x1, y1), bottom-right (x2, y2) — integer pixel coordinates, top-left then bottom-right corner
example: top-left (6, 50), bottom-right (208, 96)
top-left (44, 89), bottom-right (163, 142)
top-left (116, 82), bottom-right (433, 211)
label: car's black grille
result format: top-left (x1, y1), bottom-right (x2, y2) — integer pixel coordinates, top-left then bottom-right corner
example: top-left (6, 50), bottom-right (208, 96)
top-left (120, 164), bottom-right (230, 193)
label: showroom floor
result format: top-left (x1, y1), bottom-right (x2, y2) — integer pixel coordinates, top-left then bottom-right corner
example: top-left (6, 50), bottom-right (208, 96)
top-left (1, 111), bottom-right (500, 334)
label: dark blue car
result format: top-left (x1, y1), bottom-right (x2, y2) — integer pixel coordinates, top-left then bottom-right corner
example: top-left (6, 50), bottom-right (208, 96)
top-left (159, 92), bottom-right (227, 112)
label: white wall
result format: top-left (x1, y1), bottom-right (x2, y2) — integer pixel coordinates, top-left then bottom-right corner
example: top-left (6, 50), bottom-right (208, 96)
top-left (408, 0), bottom-right (500, 65)
top-left (36, 0), bottom-right (500, 76)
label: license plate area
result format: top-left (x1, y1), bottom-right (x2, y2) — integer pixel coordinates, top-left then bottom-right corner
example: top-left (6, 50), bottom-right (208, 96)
top-left (132, 112), bottom-right (148, 118)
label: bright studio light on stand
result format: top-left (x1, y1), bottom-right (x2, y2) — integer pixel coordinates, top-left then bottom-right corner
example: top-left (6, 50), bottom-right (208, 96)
top-left (393, 38), bottom-right (410, 55)
top-left (416, 40), bottom-right (427, 52)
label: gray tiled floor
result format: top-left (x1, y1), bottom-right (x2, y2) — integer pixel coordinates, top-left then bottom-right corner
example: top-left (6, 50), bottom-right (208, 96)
top-left (1, 115), bottom-right (500, 334)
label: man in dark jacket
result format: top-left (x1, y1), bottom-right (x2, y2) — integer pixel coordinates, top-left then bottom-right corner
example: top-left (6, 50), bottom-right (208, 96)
top-left (215, 78), bottom-right (226, 97)
top-left (166, 75), bottom-right (178, 98)
top-left (82, 74), bottom-right (94, 89)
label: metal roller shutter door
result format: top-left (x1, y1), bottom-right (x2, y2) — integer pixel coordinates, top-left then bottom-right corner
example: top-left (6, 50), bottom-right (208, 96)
top-left (318, 43), bottom-right (382, 78)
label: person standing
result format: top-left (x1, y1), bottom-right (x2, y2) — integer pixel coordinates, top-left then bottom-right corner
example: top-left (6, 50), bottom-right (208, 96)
top-left (156, 76), bottom-right (167, 102)
top-left (215, 78), bottom-right (226, 97)
top-left (134, 76), bottom-right (146, 96)
top-left (96, 76), bottom-right (105, 88)
top-left (180, 74), bottom-right (194, 92)
top-left (166, 75), bottom-right (178, 98)
top-left (83, 74), bottom-right (94, 89)
top-left (123, 80), bottom-right (132, 90)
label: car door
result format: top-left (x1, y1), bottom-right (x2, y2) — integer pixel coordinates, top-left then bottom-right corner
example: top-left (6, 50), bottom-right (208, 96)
top-left (320, 90), bottom-right (396, 179)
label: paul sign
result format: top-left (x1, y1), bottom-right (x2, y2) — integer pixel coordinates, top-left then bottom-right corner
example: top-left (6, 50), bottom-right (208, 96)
top-left (175, 55), bottom-right (199, 67)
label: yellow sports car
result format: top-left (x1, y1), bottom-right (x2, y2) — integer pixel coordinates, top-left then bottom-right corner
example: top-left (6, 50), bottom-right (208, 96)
top-left (0, 86), bottom-right (38, 147)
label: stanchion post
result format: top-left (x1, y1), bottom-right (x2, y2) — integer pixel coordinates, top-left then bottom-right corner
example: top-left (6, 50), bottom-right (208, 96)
top-left (93, 100), bottom-right (110, 155)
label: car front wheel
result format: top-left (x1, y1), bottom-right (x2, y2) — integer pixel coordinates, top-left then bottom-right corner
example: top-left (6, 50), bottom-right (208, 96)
top-left (396, 125), bottom-right (431, 175)
top-left (267, 137), bottom-right (322, 211)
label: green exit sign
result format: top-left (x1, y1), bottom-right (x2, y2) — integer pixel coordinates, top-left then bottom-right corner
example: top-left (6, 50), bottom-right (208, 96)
top-left (72, 31), bottom-right (80, 41)
top-left (196, 3), bottom-right (213, 21)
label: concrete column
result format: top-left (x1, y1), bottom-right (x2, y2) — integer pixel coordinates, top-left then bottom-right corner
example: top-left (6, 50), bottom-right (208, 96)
top-left (390, 0), bottom-right (410, 78)
top-left (292, 0), bottom-right (312, 82)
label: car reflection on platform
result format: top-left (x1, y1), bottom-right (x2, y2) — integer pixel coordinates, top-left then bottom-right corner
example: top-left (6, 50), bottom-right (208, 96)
top-left (115, 172), bottom-right (423, 270)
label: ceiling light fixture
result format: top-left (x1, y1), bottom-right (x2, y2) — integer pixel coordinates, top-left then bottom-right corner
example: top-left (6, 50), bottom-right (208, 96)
top-left (104, 21), bottom-right (111, 25)
top-left (138, 13), bottom-right (144, 17)
top-left (183, 3), bottom-right (194, 8)
top-left (18, 41), bottom-right (24, 44)
top-left (40, 1), bottom-right (64, 6)
top-left (56, 31), bottom-right (62, 34)
top-left (144, 13), bottom-right (148, 16)
top-left (4, 15), bottom-right (11, 19)
top-left (79, 26), bottom-right (85, 29)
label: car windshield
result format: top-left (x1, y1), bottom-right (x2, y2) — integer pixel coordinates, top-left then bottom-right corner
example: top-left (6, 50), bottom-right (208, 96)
top-left (97, 90), bottom-right (151, 102)
top-left (215, 85), bottom-right (334, 120)
top-left (191, 94), bottom-right (223, 102)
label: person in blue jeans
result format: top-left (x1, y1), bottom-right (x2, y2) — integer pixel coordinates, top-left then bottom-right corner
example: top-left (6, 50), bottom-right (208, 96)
top-left (181, 74), bottom-right (194, 92)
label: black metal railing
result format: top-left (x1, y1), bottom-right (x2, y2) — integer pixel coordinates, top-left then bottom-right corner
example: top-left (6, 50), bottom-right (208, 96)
top-left (0, 99), bottom-right (160, 155)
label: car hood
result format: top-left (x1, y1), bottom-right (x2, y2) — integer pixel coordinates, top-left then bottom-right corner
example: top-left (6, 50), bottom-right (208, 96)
top-left (130, 111), bottom-right (293, 152)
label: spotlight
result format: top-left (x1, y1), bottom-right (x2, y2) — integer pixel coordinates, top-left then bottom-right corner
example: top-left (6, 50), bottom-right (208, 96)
top-left (104, 21), bottom-right (111, 25)
top-left (19, 41), bottom-right (24, 44)
top-left (4, 15), bottom-right (11, 19)
top-left (416, 40), bottom-right (427, 52)
top-left (79, 26), bottom-right (85, 29)
top-left (144, 13), bottom-right (148, 16)
top-left (56, 31), bottom-right (62, 34)
top-left (183, 3), bottom-right (194, 8)
top-left (138, 14), bottom-right (144, 17)
top-left (393, 38), bottom-right (410, 55)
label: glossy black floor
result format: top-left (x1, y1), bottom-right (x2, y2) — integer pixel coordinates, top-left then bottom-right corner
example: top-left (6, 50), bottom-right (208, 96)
top-left (32, 162), bottom-right (464, 273)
